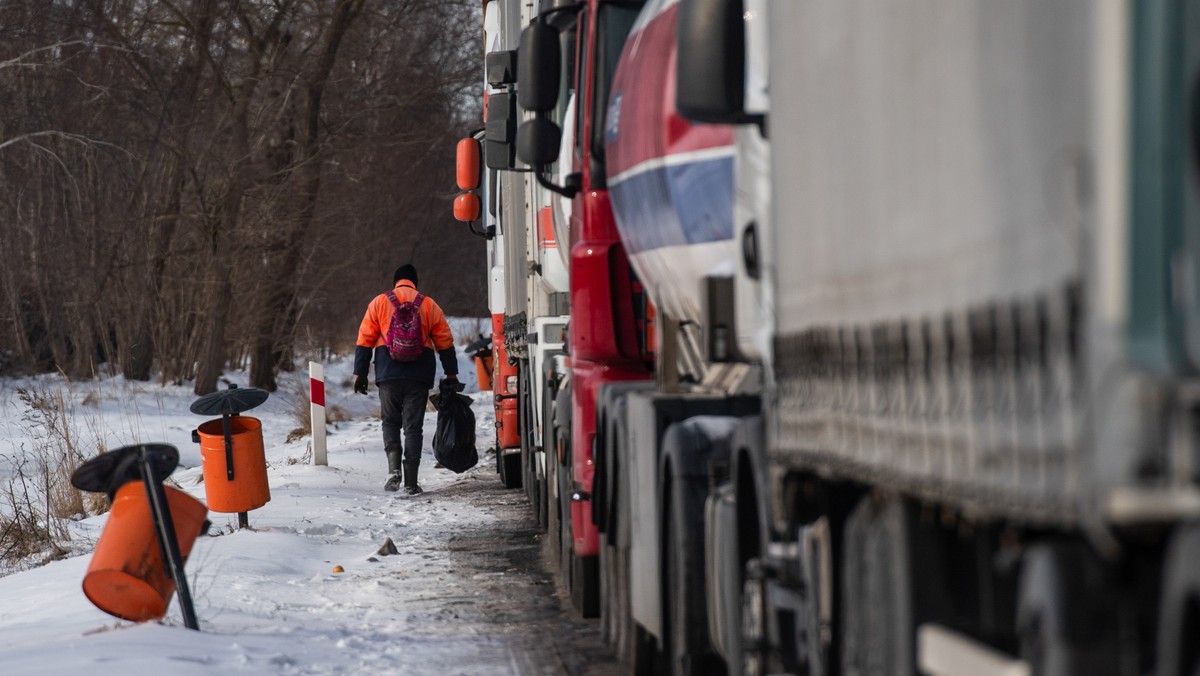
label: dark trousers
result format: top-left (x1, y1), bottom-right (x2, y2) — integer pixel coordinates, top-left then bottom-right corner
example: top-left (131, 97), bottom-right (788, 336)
top-left (378, 380), bottom-right (428, 463)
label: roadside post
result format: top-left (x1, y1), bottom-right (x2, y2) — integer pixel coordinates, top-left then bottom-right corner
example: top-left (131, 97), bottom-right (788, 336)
top-left (310, 361), bottom-right (327, 466)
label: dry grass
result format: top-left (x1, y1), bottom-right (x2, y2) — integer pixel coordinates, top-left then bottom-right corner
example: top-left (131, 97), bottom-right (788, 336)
top-left (1, 383), bottom-right (109, 568)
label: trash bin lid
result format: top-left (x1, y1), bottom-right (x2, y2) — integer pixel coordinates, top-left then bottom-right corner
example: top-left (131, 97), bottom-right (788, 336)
top-left (71, 444), bottom-right (180, 495)
top-left (189, 387), bottom-right (269, 416)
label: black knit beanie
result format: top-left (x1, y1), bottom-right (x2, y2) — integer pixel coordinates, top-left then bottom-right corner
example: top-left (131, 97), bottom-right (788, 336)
top-left (393, 263), bottom-right (418, 286)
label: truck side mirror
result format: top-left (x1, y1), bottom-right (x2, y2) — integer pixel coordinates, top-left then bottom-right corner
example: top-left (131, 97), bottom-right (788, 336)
top-left (676, 0), bottom-right (748, 123)
top-left (514, 19), bottom-right (576, 198)
top-left (456, 138), bottom-right (481, 190)
top-left (518, 22), bottom-right (561, 113)
top-left (517, 117), bottom-right (562, 167)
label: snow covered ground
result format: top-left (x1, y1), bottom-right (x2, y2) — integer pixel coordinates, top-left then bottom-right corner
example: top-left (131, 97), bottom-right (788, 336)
top-left (0, 332), bottom-right (606, 675)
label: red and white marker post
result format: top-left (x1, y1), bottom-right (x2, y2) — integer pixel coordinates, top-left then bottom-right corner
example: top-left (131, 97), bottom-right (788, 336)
top-left (309, 361), bottom-right (327, 466)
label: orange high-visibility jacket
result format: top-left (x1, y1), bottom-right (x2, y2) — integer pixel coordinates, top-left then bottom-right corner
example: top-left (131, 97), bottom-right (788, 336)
top-left (354, 281), bottom-right (457, 387)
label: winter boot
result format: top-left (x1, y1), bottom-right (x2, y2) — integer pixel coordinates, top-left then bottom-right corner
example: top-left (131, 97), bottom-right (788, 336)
top-left (403, 460), bottom-right (423, 495)
top-left (384, 450), bottom-right (404, 492)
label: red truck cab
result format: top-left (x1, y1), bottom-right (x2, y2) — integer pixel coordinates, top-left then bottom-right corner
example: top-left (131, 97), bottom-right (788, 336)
top-left (517, 2), bottom-right (650, 589)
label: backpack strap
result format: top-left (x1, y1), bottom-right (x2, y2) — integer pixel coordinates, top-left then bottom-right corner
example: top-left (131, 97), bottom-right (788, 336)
top-left (386, 290), bottom-right (424, 308)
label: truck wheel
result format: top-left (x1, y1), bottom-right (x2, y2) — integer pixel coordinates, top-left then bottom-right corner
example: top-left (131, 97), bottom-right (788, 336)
top-left (555, 382), bottom-right (574, 583)
top-left (664, 473), bottom-right (727, 676)
top-left (1016, 542), bottom-right (1121, 676)
top-left (601, 533), bottom-right (634, 660)
top-left (520, 362), bottom-right (537, 505)
top-left (537, 468), bottom-right (549, 530)
top-left (599, 535), bottom-right (615, 645)
top-left (537, 376), bottom-right (558, 531)
top-left (839, 496), bottom-right (915, 676)
top-left (634, 622), bottom-right (665, 676)
top-left (1157, 524), bottom-right (1200, 676)
top-left (571, 552), bottom-right (600, 618)
top-left (549, 386), bottom-right (571, 571)
top-left (546, 437), bottom-right (562, 568)
top-left (499, 450), bottom-right (522, 489)
top-left (559, 438), bottom-right (572, 577)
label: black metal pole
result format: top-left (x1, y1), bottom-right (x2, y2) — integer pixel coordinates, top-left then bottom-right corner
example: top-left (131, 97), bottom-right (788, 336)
top-left (139, 447), bottom-right (200, 631)
top-left (221, 413), bottom-right (235, 481)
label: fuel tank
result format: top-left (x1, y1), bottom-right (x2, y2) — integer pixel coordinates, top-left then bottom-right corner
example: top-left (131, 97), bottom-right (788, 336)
top-left (604, 0), bottom-right (735, 328)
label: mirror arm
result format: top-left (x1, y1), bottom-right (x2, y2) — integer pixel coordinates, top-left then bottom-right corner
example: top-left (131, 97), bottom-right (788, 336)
top-left (537, 3), bottom-right (584, 25)
top-left (534, 166), bottom-right (579, 199)
top-left (466, 219), bottom-right (493, 240)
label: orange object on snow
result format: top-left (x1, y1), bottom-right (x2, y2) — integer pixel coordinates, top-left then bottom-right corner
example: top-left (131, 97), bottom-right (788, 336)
top-left (196, 416), bottom-right (271, 513)
top-left (475, 354), bottom-right (494, 391)
top-left (82, 482), bottom-right (207, 622)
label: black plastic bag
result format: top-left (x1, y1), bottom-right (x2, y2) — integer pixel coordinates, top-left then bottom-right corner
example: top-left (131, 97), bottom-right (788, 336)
top-left (430, 380), bottom-right (478, 473)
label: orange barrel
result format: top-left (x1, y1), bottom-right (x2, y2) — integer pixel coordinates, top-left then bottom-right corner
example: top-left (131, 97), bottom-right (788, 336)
top-left (196, 416), bottom-right (270, 513)
top-left (82, 482), bottom-right (207, 622)
top-left (475, 355), bottom-right (494, 391)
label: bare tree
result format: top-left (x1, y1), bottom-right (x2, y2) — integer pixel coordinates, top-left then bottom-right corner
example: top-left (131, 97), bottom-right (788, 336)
top-left (0, 0), bottom-right (483, 386)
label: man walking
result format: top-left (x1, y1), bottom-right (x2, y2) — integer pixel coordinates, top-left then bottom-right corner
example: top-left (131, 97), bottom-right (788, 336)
top-left (353, 263), bottom-right (458, 493)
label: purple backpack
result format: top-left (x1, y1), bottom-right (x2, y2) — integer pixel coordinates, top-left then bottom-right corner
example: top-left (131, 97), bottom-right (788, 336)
top-left (384, 291), bottom-right (425, 362)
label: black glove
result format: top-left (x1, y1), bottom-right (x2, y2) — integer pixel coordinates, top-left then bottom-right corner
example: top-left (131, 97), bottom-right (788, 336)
top-left (440, 375), bottom-right (463, 393)
top-left (354, 374), bottom-right (368, 395)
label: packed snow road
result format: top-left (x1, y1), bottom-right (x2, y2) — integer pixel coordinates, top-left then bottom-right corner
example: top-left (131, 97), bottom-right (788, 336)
top-left (0, 356), bottom-right (622, 675)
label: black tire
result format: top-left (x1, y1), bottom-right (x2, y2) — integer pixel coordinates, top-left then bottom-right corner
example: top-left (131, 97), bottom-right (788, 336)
top-left (520, 361), bottom-right (537, 505)
top-left (532, 466), bottom-right (547, 530)
top-left (499, 449), bottom-right (522, 489)
top-left (839, 496), bottom-right (915, 676)
top-left (664, 473), bottom-right (727, 676)
top-left (1016, 542), bottom-right (1122, 676)
top-left (572, 552), bottom-right (600, 618)
top-left (546, 441), bottom-right (561, 564)
top-left (598, 425), bottom-right (629, 660)
top-left (557, 427), bottom-right (574, 588)
top-left (535, 375), bottom-right (558, 531)
top-left (634, 622), bottom-right (664, 676)
top-left (1158, 524), bottom-right (1200, 676)
top-left (544, 378), bottom-right (564, 569)
top-left (600, 535), bottom-right (634, 660)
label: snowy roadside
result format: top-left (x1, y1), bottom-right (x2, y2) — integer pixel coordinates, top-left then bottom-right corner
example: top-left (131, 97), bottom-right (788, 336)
top-left (0, 345), bottom-right (620, 675)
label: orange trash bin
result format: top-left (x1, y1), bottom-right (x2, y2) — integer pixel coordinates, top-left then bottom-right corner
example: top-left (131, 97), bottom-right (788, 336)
top-left (475, 354), bottom-right (494, 391)
top-left (196, 416), bottom-right (271, 513)
top-left (82, 482), bottom-right (207, 622)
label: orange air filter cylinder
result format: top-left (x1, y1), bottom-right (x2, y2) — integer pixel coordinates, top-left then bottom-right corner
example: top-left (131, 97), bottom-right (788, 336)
top-left (196, 416), bottom-right (271, 513)
top-left (82, 482), bottom-right (207, 622)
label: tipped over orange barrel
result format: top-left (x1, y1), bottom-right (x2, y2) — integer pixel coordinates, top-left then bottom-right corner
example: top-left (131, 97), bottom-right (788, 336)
top-left (82, 482), bottom-right (207, 622)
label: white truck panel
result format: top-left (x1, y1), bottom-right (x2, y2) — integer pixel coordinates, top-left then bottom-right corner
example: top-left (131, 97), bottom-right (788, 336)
top-left (771, 1), bottom-right (1095, 333)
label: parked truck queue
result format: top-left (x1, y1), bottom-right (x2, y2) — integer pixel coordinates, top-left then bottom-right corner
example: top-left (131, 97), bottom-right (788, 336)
top-left (451, 2), bottom-right (1200, 675)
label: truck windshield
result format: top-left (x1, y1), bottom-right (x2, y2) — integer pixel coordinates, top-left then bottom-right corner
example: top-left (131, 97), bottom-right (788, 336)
top-left (590, 2), bottom-right (642, 187)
